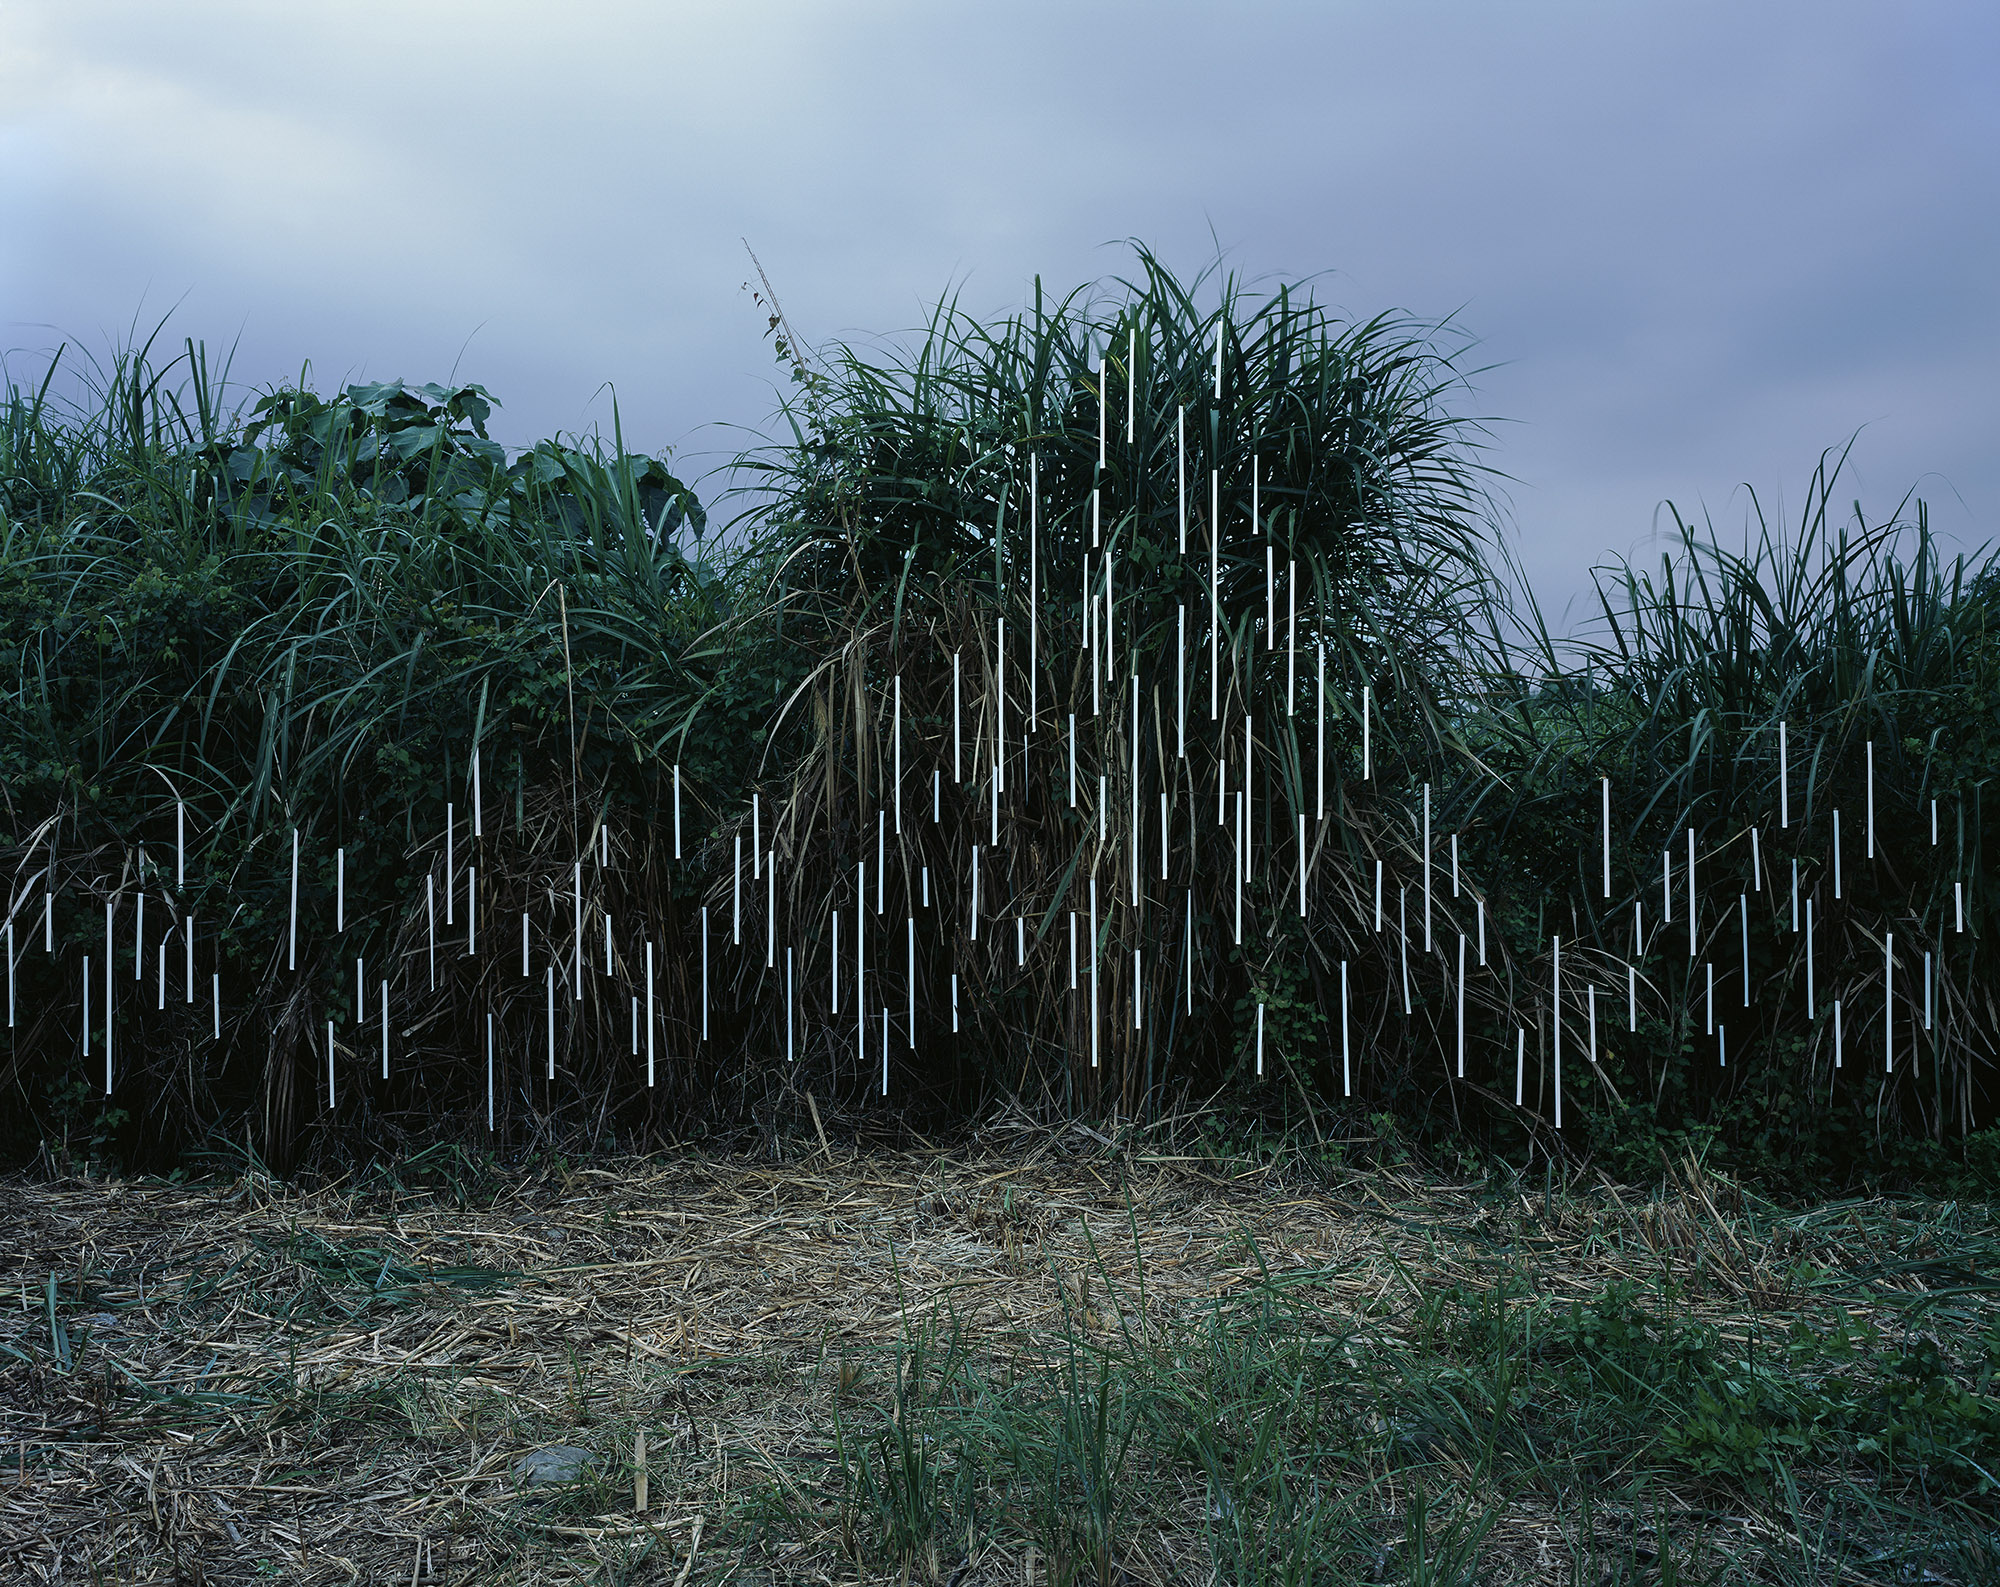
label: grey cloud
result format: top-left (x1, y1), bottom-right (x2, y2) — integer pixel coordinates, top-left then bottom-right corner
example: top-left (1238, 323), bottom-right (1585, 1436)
top-left (3, 0), bottom-right (1994, 620)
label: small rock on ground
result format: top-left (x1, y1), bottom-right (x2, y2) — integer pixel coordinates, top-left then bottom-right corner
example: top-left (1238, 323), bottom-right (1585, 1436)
top-left (511, 1445), bottom-right (595, 1487)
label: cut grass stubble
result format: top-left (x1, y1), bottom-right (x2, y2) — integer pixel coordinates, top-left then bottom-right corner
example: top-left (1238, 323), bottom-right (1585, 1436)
top-left (3, 1130), bottom-right (1996, 1584)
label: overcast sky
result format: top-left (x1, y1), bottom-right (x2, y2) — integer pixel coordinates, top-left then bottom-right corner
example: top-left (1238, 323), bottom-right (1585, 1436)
top-left (3, 1), bottom-right (1994, 624)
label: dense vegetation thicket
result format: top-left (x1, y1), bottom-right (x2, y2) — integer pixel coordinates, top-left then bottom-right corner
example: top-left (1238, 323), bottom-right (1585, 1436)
top-left (3, 254), bottom-right (1996, 1183)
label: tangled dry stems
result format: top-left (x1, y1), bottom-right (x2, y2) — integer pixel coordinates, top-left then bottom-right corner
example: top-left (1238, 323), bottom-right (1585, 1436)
top-left (3, 1118), bottom-right (1996, 1585)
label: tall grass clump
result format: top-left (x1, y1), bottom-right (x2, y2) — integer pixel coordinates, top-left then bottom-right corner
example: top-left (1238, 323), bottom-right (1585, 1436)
top-left (736, 244), bottom-right (1504, 1118)
top-left (0, 330), bottom-right (788, 1168)
top-left (2, 249), bottom-right (1996, 1179)
top-left (1472, 447), bottom-right (2000, 1176)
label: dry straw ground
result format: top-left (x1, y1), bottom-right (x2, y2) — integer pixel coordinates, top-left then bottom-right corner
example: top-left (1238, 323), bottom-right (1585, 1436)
top-left (3, 1117), bottom-right (1996, 1585)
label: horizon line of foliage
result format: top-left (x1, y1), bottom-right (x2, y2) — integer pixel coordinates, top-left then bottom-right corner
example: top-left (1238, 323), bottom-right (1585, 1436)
top-left (2, 251), bottom-right (1998, 1186)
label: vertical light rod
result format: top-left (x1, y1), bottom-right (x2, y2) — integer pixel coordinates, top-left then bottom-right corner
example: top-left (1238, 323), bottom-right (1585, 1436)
top-left (1297, 813), bottom-right (1307, 917)
top-left (1884, 931), bottom-right (1894, 1072)
top-left (995, 623), bottom-right (1006, 794)
top-left (1602, 777), bottom-right (1611, 898)
top-left (1088, 876), bottom-right (1099, 1069)
top-left (1286, 560), bottom-right (1296, 714)
top-left (1130, 678), bottom-right (1141, 907)
top-left (1553, 935), bottom-right (1562, 1129)
top-left (1740, 894), bottom-right (1750, 1005)
top-left (1315, 647), bottom-right (1325, 819)
top-left (1686, 828), bottom-right (1696, 958)
top-left (1362, 687), bottom-right (1371, 780)
top-left (1340, 961), bottom-right (1351, 1097)
top-left (1455, 934), bottom-right (1466, 1077)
